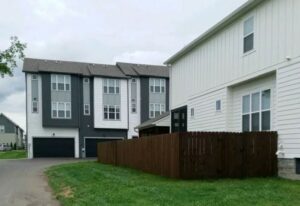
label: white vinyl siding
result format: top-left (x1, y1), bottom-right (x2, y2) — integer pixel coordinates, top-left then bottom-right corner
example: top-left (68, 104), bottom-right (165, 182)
top-left (170, 0), bottom-right (300, 109)
top-left (277, 62), bottom-right (300, 158)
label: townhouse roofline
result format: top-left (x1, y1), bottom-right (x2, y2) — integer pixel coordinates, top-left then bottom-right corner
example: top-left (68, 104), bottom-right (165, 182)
top-left (23, 58), bottom-right (169, 78)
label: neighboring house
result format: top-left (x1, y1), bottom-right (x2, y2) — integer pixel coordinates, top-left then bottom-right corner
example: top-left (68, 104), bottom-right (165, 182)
top-left (165, 0), bottom-right (300, 179)
top-left (0, 113), bottom-right (24, 149)
top-left (23, 58), bottom-right (169, 158)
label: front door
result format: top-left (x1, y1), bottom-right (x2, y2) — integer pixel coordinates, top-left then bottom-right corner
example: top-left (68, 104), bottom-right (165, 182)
top-left (171, 106), bottom-right (187, 133)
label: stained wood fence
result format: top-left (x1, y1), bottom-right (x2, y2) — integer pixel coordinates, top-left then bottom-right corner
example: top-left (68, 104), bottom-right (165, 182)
top-left (98, 132), bottom-right (277, 179)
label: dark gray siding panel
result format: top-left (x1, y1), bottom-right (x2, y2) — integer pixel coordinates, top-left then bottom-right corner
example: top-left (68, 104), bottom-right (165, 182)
top-left (78, 77), bottom-right (127, 157)
top-left (140, 77), bottom-right (149, 123)
top-left (42, 73), bottom-right (79, 128)
top-left (0, 115), bottom-right (16, 133)
top-left (166, 79), bottom-right (170, 112)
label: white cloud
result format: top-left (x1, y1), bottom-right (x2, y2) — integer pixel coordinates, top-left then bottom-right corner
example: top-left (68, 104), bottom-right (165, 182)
top-left (114, 51), bottom-right (170, 65)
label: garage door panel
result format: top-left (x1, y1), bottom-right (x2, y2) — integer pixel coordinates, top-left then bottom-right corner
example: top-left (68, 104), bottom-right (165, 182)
top-left (85, 139), bottom-right (119, 157)
top-left (33, 138), bottom-right (74, 158)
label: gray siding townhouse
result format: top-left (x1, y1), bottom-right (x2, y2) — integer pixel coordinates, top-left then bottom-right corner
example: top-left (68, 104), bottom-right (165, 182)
top-left (23, 58), bottom-right (169, 158)
top-left (0, 113), bottom-right (24, 148)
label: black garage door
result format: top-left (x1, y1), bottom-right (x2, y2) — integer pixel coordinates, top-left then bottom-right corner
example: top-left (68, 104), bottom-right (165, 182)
top-left (33, 138), bottom-right (75, 158)
top-left (85, 138), bottom-right (119, 157)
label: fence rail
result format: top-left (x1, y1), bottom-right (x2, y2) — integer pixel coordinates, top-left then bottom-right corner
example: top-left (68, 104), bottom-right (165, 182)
top-left (98, 132), bottom-right (277, 179)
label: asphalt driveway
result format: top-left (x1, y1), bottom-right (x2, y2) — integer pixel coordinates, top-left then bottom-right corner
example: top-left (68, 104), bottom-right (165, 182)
top-left (0, 158), bottom-right (87, 206)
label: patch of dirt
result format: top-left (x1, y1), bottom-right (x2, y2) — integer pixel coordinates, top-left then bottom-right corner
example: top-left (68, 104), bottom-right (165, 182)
top-left (59, 186), bottom-right (74, 199)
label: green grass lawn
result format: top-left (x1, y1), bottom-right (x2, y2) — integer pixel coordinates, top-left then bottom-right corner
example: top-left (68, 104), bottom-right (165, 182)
top-left (0, 150), bottom-right (26, 159)
top-left (46, 162), bottom-right (300, 206)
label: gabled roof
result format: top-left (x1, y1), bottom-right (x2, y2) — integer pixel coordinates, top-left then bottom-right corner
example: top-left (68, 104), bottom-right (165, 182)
top-left (164, 0), bottom-right (265, 64)
top-left (23, 58), bottom-right (91, 76)
top-left (117, 62), bottom-right (169, 78)
top-left (23, 58), bottom-right (168, 78)
top-left (0, 113), bottom-right (24, 132)
top-left (135, 112), bottom-right (170, 130)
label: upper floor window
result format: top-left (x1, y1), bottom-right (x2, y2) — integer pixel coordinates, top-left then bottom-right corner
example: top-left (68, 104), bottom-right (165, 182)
top-left (150, 78), bottom-right (165, 93)
top-left (216, 100), bottom-right (221, 111)
top-left (243, 16), bottom-right (254, 53)
top-left (51, 74), bottom-right (71, 91)
top-left (149, 103), bottom-right (165, 118)
top-left (84, 104), bottom-right (90, 115)
top-left (0, 125), bottom-right (4, 133)
top-left (242, 89), bottom-right (271, 132)
top-left (51, 102), bottom-right (71, 119)
top-left (104, 105), bottom-right (120, 120)
top-left (31, 75), bottom-right (39, 113)
top-left (103, 79), bottom-right (120, 94)
top-left (131, 78), bottom-right (137, 113)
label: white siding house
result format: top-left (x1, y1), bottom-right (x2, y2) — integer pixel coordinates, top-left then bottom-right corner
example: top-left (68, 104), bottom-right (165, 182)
top-left (165, 0), bottom-right (300, 179)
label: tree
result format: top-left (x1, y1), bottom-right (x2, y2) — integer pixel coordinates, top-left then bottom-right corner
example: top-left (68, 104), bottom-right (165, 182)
top-left (0, 36), bottom-right (26, 77)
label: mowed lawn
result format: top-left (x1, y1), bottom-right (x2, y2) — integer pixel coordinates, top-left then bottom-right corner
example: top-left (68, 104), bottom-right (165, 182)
top-left (0, 150), bottom-right (26, 159)
top-left (46, 162), bottom-right (300, 206)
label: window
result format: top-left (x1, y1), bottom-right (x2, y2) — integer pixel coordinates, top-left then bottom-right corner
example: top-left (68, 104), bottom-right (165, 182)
top-left (51, 102), bottom-right (71, 119)
top-left (149, 103), bottom-right (165, 118)
top-left (103, 79), bottom-right (120, 94)
top-left (84, 104), bottom-right (90, 115)
top-left (296, 159), bottom-right (300, 175)
top-left (31, 75), bottom-right (39, 113)
top-left (84, 78), bottom-right (89, 83)
top-left (0, 125), bottom-right (4, 133)
top-left (216, 100), bottom-right (221, 111)
top-left (150, 78), bottom-right (165, 93)
top-left (131, 79), bottom-right (137, 113)
top-left (131, 103), bottom-right (137, 113)
top-left (191, 108), bottom-right (195, 117)
top-left (51, 74), bottom-right (71, 91)
top-left (243, 16), bottom-right (254, 53)
top-left (104, 105), bottom-right (120, 120)
top-left (242, 89), bottom-right (271, 132)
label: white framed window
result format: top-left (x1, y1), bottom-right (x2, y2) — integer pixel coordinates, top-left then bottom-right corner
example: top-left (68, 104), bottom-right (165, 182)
top-left (84, 104), bottom-right (90, 115)
top-left (32, 101), bottom-right (38, 113)
top-left (243, 16), bottom-right (254, 53)
top-left (149, 103), bottom-right (165, 118)
top-left (242, 89), bottom-right (271, 132)
top-left (150, 78), bottom-right (165, 93)
top-left (103, 79), bottom-right (120, 94)
top-left (31, 75), bottom-right (39, 113)
top-left (104, 105), bottom-right (120, 120)
top-left (51, 74), bottom-right (71, 91)
top-left (0, 125), bottom-right (5, 133)
top-left (51, 102), bottom-right (71, 119)
top-left (216, 100), bottom-right (221, 111)
top-left (131, 103), bottom-right (137, 113)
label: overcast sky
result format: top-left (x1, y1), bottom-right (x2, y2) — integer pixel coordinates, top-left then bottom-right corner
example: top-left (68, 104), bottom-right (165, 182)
top-left (0, 0), bottom-right (247, 131)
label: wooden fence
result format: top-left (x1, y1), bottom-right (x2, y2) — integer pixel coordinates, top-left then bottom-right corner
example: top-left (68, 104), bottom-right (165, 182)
top-left (98, 132), bottom-right (277, 179)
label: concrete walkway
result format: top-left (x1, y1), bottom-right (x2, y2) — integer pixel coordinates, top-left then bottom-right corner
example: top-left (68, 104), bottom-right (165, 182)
top-left (0, 158), bottom-right (85, 206)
